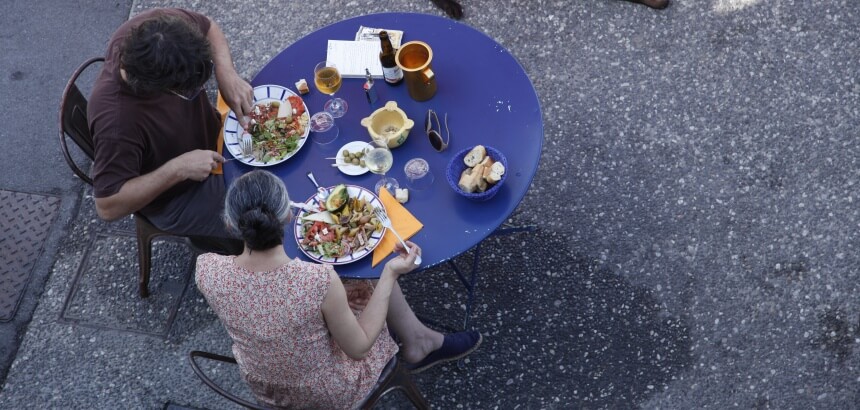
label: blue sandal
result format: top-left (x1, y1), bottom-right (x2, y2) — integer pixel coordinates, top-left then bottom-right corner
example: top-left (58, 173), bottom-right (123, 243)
top-left (405, 330), bottom-right (482, 373)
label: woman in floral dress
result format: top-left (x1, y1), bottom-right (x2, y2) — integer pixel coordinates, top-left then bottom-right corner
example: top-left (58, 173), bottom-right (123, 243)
top-left (196, 170), bottom-right (482, 409)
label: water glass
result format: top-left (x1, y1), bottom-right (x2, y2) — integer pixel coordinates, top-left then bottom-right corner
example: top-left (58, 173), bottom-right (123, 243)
top-left (310, 111), bottom-right (339, 146)
top-left (404, 158), bottom-right (434, 191)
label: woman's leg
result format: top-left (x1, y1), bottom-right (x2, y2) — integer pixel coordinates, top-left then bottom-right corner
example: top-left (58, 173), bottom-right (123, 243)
top-left (385, 282), bottom-right (443, 363)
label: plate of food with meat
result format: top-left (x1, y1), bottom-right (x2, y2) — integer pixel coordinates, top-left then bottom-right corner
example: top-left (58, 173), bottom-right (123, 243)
top-left (293, 184), bottom-right (386, 265)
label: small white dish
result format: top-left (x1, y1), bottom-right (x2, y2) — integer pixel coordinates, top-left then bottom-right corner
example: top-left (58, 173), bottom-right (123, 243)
top-left (335, 141), bottom-right (372, 176)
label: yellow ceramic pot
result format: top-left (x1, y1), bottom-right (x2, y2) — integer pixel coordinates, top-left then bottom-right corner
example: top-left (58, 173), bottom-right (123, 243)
top-left (360, 101), bottom-right (414, 148)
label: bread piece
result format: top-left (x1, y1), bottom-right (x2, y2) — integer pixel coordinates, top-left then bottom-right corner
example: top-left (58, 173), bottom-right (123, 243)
top-left (486, 161), bottom-right (506, 184)
top-left (490, 161), bottom-right (505, 176)
top-left (458, 168), bottom-right (475, 193)
top-left (476, 176), bottom-right (488, 192)
top-left (395, 188), bottom-right (409, 203)
top-left (479, 156), bottom-right (495, 168)
top-left (472, 164), bottom-right (488, 192)
top-left (459, 167), bottom-right (483, 193)
top-left (463, 145), bottom-right (487, 167)
top-left (295, 79), bottom-right (310, 95)
top-left (459, 167), bottom-right (472, 182)
top-left (481, 163), bottom-right (493, 179)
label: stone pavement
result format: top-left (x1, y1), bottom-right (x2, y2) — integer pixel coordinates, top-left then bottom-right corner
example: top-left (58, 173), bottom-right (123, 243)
top-left (1, 0), bottom-right (859, 408)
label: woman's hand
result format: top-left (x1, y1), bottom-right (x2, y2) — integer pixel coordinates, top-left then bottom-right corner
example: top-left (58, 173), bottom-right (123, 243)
top-left (383, 241), bottom-right (421, 278)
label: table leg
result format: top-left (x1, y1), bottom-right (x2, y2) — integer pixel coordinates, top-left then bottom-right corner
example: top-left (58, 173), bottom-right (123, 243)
top-left (454, 224), bottom-right (537, 329)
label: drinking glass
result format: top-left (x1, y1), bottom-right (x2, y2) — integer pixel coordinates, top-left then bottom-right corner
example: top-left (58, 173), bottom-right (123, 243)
top-left (309, 111), bottom-right (339, 146)
top-left (404, 158), bottom-right (434, 190)
top-left (313, 61), bottom-right (348, 118)
top-left (365, 138), bottom-right (399, 195)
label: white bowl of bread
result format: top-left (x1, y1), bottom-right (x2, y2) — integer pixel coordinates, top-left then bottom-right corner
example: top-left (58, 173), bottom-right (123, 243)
top-left (446, 145), bottom-right (507, 201)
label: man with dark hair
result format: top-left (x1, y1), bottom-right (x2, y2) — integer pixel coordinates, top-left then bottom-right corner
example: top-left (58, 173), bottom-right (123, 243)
top-left (88, 8), bottom-right (252, 254)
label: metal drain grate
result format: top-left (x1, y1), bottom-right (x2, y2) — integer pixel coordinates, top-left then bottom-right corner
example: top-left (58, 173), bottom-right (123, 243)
top-left (0, 190), bottom-right (61, 321)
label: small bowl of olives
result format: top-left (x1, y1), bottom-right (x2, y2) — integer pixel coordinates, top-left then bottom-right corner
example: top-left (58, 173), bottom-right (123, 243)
top-left (334, 141), bottom-right (372, 176)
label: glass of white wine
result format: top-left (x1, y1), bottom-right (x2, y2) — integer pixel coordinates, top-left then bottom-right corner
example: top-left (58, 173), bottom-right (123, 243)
top-left (313, 61), bottom-right (348, 118)
top-left (365, 138), bottom-right (399, 195)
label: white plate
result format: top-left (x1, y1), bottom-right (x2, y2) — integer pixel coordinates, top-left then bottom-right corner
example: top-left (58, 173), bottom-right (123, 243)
top-left (335, 141), bottom-right (372, 176)
top-left (293, 185), bottom-right (386, 265)
top-left (223, 84), bottom-right (310, 167)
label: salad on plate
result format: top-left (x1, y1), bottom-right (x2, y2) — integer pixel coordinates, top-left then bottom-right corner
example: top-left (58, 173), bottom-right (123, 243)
top-left (246, 95), bottom-right (309, 163)
top-left (296, 185), bottom-right (385, 264)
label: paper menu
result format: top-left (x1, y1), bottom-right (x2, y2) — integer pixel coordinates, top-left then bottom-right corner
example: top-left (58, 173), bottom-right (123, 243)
top-left (325, 27), bottom-right (405, 79)
top-left (354, 26), bottom-right (403, 48)
top-left (326, 40), bottom-right (383, 79)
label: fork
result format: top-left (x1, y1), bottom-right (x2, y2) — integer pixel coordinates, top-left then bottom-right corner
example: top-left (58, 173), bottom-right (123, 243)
top-left (224, 134), bottom-right (253, 162)
top-left (374, 208), bottom-right (421, 265)
top-left (240, 132), bottom-right (253, 158)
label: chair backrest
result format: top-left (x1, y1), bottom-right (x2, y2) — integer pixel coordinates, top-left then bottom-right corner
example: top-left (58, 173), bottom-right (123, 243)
top-left (188, 351), bottom-right (271, 410)
top-left (189, 350), bottom-right (427, 410)
top-left (59, 57), bottom-right (104, 186)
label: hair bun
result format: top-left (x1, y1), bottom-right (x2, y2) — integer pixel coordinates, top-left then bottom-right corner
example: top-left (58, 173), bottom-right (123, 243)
top-left (237, 208), bottom-right (283, 250)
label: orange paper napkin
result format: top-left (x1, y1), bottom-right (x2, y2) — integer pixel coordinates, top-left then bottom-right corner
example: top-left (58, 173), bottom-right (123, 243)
top-left (371, 188), bottom-right (424, 267)
top-left (212, 92), bottom-right (229, 175)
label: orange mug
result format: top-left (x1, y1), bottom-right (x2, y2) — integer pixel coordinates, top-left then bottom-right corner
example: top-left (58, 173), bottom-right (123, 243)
top-left (395, 41), bottom-right (437, 102)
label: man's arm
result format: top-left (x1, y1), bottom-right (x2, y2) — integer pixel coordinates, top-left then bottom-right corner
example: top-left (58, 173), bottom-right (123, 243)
top-left (206, 18), bottom-right (253, 121)
top-left (94, 149), bottom-right (223, 221)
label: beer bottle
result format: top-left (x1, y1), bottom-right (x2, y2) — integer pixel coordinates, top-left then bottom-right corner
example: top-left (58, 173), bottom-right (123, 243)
top-left (379, 31), bottom-right (403, 85)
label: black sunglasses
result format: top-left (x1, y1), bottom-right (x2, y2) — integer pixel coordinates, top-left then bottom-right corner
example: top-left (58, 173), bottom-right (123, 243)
top-left (425, 109), bottom-right (450, 152)
top-left (169, 86), bottom-right (205, 101)
top-left (169, 60), bottom-right (214, 101)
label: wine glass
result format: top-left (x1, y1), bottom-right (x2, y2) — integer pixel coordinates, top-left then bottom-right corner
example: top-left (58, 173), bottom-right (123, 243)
top-left (313, 61), bottom-right (348, 118)
top-left (365, 138), bottom-right (399, 195)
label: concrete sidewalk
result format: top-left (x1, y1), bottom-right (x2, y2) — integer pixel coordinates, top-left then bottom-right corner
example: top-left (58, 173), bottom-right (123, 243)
top-left (2, 0), bottom-right (859, 408)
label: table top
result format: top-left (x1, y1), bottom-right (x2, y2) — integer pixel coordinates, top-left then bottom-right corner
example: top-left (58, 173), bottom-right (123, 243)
top-left (224, 12), bottom-right (543, 278)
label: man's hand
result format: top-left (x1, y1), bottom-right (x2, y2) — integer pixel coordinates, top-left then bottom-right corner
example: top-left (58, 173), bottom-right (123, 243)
top-left (206, 18), bottom-right (253, 121)
top-left (94, 149), bottom-right (223, 221)
top-left (218, 71), bottom-right (253, 122)
top-left (170, 149), bottom-right (224, 181)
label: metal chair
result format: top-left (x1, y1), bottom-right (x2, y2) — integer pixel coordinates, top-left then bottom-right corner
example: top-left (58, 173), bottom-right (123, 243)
top-left (59, 57), bottom-right (177, 298)
top-left (189, 351), bottom-right (430, 409)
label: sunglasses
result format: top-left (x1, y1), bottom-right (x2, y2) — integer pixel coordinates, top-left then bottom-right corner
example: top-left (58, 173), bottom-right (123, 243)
top-left (169, 60), bottom-right (214, 101)
top-left (169, 86), bottom-right (205, 101)
top-left (425, 109), bottom-right (450, 152)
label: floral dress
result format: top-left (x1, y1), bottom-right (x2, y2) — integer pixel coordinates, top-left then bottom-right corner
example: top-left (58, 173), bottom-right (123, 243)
top-left (195, 254), bottom-right (399, 409)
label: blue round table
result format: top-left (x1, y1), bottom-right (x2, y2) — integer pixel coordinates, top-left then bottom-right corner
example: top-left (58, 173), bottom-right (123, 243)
top-left (224, 13), bottom-right (543, 279)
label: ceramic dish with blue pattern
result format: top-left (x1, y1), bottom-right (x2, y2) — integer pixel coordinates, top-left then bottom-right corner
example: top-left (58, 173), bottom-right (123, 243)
top-left (223, 84), bottom-right (311, 167)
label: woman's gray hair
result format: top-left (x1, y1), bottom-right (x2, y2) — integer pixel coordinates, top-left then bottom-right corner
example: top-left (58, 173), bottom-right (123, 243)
top-left (223, 170), bottom-right (291, 250)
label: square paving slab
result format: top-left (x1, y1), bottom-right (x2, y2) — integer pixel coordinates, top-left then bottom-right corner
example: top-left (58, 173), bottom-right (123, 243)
top-left (0, 190), bottom-right (61, 321)
top-left (60, 232), bottom-right (194, 338)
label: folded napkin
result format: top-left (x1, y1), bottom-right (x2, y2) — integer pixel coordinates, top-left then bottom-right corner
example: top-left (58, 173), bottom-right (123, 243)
top-left (371, 188), bottom-right (424, 267)
top-left (212, 92), bottom-right (229, 175)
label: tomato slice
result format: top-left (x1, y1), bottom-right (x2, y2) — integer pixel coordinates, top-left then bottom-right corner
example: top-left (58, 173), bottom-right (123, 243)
top-left (288, 96), bottom-right (305, 116)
